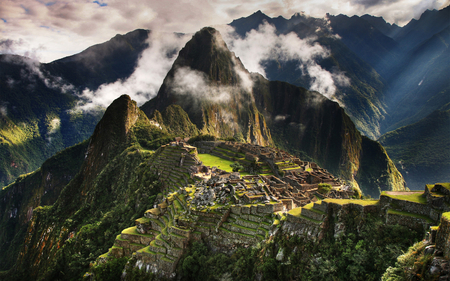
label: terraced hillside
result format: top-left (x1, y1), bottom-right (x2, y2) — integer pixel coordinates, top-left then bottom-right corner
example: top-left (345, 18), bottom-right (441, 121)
top-left (90, 141), bottom-right (450, 279)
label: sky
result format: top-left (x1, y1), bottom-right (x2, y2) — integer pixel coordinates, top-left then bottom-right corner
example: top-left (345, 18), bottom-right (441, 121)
top-left (1, 0), bottom-right (449, 63)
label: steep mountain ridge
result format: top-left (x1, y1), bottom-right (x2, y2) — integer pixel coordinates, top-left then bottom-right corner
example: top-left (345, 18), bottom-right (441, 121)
top-left (142, 27), bottom-right (404, 197)
top-left (142, 27), bottom-right (273, 146)
top-left (44, 29), bottom-right (150, 90)
top-left (380, 105), bottom-right (450, 189)
top-left (0, 95), bottom-right (165, 280)
top-left (0, 55), bottom-right (101, 188)
top-left (230, 11), bottom-right (389, 139)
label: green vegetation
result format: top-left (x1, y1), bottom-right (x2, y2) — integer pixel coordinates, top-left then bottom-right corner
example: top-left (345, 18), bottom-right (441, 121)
top-left (197, 153), bottom-right (242, 173)
top-left (323, 199), bottom-right (379, 206)
top-left (382, 241), bottom-right (434, 281)
top-left (387, 209), bottom-right (435, 224)
top-left (90, 257), bottom-right (129, 281)
top-left (177, 213), bottom-right (422, 281)
top-left (230, 162), bottom-right (244, 172)
top-left (381, 192), bottom-right (427, 204)
top-left (318, 183), bottom-right (332, 194)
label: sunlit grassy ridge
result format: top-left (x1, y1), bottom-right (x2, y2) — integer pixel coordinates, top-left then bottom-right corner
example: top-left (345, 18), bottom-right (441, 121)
top-left (381, 192), bottom-right (427, 204)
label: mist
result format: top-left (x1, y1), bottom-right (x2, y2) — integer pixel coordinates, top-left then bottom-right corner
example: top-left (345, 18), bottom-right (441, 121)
top-left (75, 32), bottom-right (190, 111)
top-left (218, 22), bottom-right (350, 99)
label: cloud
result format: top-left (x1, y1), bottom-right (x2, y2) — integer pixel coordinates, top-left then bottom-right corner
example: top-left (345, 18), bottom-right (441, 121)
top-left (1, 0), bottom-right (447, 63)
top-left (219, 22), bottom-right (350, 99)
top-left (169, 67), bottom-right (233, 104)
top-left (75, 32), bottom-right (189, 111)
top-left (45, 117), bottom-right (61, 143)
top-left (0, 105), bottom-right (7, 117)
top-left (1, 54), bottom-right (75, 93)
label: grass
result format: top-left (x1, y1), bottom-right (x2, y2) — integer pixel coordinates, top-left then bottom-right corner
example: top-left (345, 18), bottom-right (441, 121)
top-left (197, 153), bottom-right (251, 175)
top-left (121, 226), bottom-right (138, 235)
top-left (442, 212), bottom-right (450, 220)
top-left (115, 234), bottom-right (127, 241)
top-left (140, 246), bottom-right (157, 255)
top-left (324, 198), bottom-right (379, 206)
top-left (288, 207), bottom-right (302, 217)
top-left (302, 202), bottom-right (326, 214)
top-left (198, 153), bottom-right (236, 172)
top-left (381, 192), bottom-right (427, 204)
top-left (173, 200), bottom-right (183, 213)
top-left (219, 227), bottom-right (254, 238)
top-left (388, 209), bottom-right (435, 223)
top-left (436, 183), bottom-right (450, 191)
top-left (135, 217), bottom-right (151, 224)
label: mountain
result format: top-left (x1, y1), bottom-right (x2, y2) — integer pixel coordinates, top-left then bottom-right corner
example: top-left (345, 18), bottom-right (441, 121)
top-left (326, 14), bottom-right (401, 78)
top-left (393, 6), bottom-right (450, 52)
top-left (230, 11), bottom-right (389, 139)
top-left (382, 24), bottom-right (450, 134)
top-left (43, 29), bottom-right (150, 90)
top-left (142, 27), bottom-right (404, 197)
top-left (228, 9), bottom-right (450, 189)
top-left (0, 29), bottom-right (153, 188)
top-left (0, 95), bottom-right (420, 281)
top-left (360, 14), bottom-right (401, 38)
top-left (379, 104), bottom-right (450, 190)
top-left (0, 95), bottom-right (168, 279)
top-left (141, 27), bottom-right (273, 146)
top-left (0, 55), bottom-right (102, 188)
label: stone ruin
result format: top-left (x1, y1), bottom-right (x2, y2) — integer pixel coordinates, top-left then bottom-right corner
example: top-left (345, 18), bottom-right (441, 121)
top-left (93, 140), bottom-right (362, 278)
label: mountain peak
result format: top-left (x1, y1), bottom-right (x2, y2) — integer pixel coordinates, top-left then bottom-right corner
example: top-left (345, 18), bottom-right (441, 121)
top-left (82, 94), bottom-right (142, 184)
top-left (171, 27), bottom-right (246, 86)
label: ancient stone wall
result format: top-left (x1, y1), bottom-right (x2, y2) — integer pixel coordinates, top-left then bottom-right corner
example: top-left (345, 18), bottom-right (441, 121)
top-left (380, 195), bottom-right (441, 221)
top-left (436, 213), bottom-right (450, 259)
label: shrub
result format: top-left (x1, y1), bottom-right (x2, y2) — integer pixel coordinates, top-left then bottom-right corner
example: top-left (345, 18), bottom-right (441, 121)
top-left (318, 183), bottom-right (332, 194)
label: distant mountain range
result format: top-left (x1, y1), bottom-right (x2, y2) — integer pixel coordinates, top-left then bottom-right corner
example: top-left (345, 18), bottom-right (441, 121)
top-left (0, 7), bottom-right (448, 192)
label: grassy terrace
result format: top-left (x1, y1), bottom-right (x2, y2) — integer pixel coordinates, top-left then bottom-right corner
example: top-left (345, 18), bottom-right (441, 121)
top-left (219, 226), bottom-right (254, 238)
top-left (442, 212), bottom-right (450, 220)
top-left (288, 207), bottom-right (322, 224)
top-left (388, 209), bottom-right (435, 223)
top-left (302, 202), bottom-right (325, 214)
top-left (139, 246), bottom-right (157, 255)
top-left (135, 217), bottom-right (151, 224)
top-left (197, 153), bottom-right (251, 175)
top-left (381, 192), bottom-right (427, 204)
top-left (288, 207), bottom-right (302, 217)
top-left (122, 226), bottom-right (155, 237)
top-left (323, 199), bottom-right (379, 206)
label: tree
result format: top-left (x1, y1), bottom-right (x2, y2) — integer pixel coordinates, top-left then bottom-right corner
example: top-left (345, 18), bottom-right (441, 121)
top-left (230, 162), bottom-right (244, 172)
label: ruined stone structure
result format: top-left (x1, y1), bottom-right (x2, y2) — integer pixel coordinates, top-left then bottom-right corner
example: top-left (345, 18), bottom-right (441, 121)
top-left (94, 141), bottom-right (450, 278)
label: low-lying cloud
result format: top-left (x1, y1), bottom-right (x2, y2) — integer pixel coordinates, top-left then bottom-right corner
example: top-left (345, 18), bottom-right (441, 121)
top-left (219, 22), bottom-right (350, 99)
top-left (1, 55), bottom-right (74, 92)
top-left (170, 67), bottom-right (233, 103)
top-left (75, 32), bottom-right (190, 111)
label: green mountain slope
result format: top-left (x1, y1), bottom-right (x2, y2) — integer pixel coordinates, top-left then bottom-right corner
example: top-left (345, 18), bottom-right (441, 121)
top-left (230, 11), bottom-right (389, 139)
top-left (0, 95), bottom-right (168, 279)
top-left (0, 55), bottom-right (102, 188)
top-left (379, 105), bottom-right (450, 189)
top-left (0, 141), bottom-right (88, 271)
